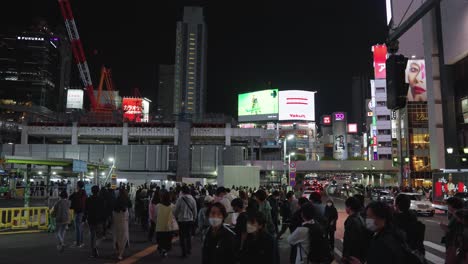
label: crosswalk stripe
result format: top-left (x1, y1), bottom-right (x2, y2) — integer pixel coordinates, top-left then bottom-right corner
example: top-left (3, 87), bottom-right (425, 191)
top-left (424, 241), bottom-right (446, 253)
top-left (425, 251), bottom-right (445, 264)
top-left (334, 248), bottom-right (342, 257)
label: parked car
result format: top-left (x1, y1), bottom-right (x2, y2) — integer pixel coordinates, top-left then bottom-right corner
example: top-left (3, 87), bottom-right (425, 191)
top-left (371, 190), bottom-right (394, 204)
top-left (401, 192), bottom-right (435, 216)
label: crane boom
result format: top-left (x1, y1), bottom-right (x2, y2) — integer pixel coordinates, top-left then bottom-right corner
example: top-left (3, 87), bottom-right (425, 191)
top-left (58, 0), bottom-right (97, 110)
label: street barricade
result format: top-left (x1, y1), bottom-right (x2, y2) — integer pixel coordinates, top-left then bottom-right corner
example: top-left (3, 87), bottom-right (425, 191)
top-left (0, 207), bottom-right (49, 232)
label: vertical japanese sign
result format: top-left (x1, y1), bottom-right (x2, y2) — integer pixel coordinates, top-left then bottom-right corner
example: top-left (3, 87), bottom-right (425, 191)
top-left (372, 44), bottom-right (387, 79)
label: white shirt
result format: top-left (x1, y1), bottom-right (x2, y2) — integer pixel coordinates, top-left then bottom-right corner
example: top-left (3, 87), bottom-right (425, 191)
top-left (288, 219), bottom-right (314, 264)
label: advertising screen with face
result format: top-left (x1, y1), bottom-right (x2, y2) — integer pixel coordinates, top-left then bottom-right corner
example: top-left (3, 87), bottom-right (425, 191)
top-left (278, 90), bottom-right (316, 121)
top-left (406, 59), bottom-right (427, 101)
top-left (433, 172), bottom-right (468, 203)
top-left (238, 89), bottom-right (279, 122)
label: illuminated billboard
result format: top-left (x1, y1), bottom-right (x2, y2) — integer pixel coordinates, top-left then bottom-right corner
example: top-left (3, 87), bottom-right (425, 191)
top-left (322, 115), bottom-right (331, 125)
top-left (66, 89), bottom-right (84, 109)
top-left (406, 59), bottom-right (427, 101)
top-left (278, 90), bottom-right (316, 121)
top-left (347, 123), bottom-right (358, 133)
top-left (123, 97), bottom-right (143, 122)
top-left (372, 44), bottom-right (387, 79)
top-left (238, 89), bottom-right (278, 122)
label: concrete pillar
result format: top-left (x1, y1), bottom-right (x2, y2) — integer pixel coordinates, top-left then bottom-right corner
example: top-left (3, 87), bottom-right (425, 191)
top-left (122, 123), bottom-right (128, 145)
top-left (423, 7), bottom-right (446, 169)
top-left (71, 122), bottom-right (78, 145)
top-left (225, 123), bottom-right (231, 146)
top-left (176, 115), bottom-right (192, 182)
top-left (21, 122), bottom-right (28, 144)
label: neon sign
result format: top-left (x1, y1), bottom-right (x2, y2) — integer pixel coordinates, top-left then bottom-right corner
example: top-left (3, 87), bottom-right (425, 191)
top-left (334, 112), bottom-right (345, 121)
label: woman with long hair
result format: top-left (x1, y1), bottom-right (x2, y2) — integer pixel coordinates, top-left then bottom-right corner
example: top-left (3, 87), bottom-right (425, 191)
top-left (155, 189), bottom-right (175, 257)
top-left (113, 188), bottom-right (132, 260)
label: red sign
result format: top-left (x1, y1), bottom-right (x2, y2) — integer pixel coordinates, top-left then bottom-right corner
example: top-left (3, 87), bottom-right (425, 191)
top-left (323, 116), bottom-right (331, 125)
top-left (122, 98), bottom-right (143, 122)
top-left (373, 44), bottom-right (387, 79)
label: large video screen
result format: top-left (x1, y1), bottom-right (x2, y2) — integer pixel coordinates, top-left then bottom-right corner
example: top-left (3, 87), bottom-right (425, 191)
top-left (279, 90), bottom-right (316, 121)
top-left (238, 89), bottom-right (279, 122)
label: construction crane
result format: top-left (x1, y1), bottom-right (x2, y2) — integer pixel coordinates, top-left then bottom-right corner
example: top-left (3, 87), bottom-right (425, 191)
top-left (95, 66), bottom-right (117, 112)
top-left (58, 0), bottom-right (98, 111)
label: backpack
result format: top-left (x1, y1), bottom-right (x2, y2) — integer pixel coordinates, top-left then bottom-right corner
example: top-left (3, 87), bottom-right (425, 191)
top-left (304, 222), bottom-right (333, 264)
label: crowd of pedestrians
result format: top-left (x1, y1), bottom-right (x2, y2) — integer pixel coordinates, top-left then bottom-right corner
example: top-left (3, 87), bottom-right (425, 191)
top-left (51, 180), bottom-right (468, 264)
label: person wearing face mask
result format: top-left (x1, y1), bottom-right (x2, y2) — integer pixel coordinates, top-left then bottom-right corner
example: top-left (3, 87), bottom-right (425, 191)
top-left (347, 201), bottom-right (406, 264)
top-left (324, 199), bottom-right (338, 250)
top-left (202, 202), bottom-right (236, 264)
top-left (231, 198), bottom-right (248, 244)
top-left (440, 197), bottom-right (464, 264)
top-left (342, 197), bottom-right (370, 264)
top-left (239, 212), bottom-right (275, 264)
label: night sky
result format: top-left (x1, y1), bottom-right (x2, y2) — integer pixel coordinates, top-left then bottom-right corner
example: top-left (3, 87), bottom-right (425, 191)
top-left (1, 0), bottom-right (388, 119)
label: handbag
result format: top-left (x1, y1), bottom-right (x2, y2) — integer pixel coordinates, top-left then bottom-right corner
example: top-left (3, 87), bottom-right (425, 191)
top-left (168, 209), bottom-right (179, 231)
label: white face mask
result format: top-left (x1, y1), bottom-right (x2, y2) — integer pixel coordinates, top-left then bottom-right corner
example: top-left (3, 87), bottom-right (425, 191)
top-left (246, 223), bottom-right (258, 234)
top-left (326, 203), bottom-right (333, 207)
top-left (208, 217), bottom-right (223, 227)
top-left (365, 218), bottom-right (378, 232)
top-left (231, 212), bottom-right (239, 225)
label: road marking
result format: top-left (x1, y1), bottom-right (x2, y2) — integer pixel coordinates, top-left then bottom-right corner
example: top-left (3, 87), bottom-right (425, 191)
top-left (424, 241), bottom-right (446, 253)
top-left (334, 248), bottom-right (342, 257)
top-left (422, 219), bottom-right (440, 224)
top-left (425, 251), bottom-right (444, 264)
top-left (117, 245), bottom-right (158, 264)
top-left (0, 230), bottom-right (43, 235)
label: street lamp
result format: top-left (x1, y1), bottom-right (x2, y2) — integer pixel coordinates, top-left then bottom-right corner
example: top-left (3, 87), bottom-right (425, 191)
top-left (282, 134), bottom-right (295, 184)
top-left (108, 157), bottom-right (114, 163)
top-left (446, 147), bottom-right (454, 154)
top-left (404, 157), bottom-right (410, 163)
top-left (463, 148), bottom-right (468, 154)
top-left (287, 152), bottom-right (295, 186)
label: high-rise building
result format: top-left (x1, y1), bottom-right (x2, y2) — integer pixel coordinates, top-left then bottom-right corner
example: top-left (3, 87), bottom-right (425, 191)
top-left (0, 27), bottom-right (71, 116)
top-left (158, 64), bottom-right (175, 120)
top-left (370, 79), bottom-right (392, 160)
top-left (173, 6), bottom-right (207, 119)
top-left (350, 74), bottom-right (370, 132)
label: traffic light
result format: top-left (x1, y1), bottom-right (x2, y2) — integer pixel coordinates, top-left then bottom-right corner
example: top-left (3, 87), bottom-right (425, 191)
top-left (392, 157), bottom-right (398, 167)
top-left (386, 54), bottom-right (408, 110)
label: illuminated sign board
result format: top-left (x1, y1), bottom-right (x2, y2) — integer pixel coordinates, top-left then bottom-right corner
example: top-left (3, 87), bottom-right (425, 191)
top-left (372, 44), bottom-right (387, 79)
top-left (278, 90), bottom-right (316, 121)
top-left (347, 123), bottom-right (358, 133)
top-left (122, 97), bottom-right (143, 122)
top-left (66, 89), bottom-right (84, 109)
top-left (238, 89), bottom-right (279, 122)
top-left (322, 115), bottom-right (331, 125)
top-left (334, 112), bottom-right (345, 121)
top-left (406, 59), bottom-right (427, 102)
top-left (367, 112), bottom-right (374, 117)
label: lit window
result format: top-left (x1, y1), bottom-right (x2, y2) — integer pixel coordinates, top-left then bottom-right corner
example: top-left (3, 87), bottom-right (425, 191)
top-left (188, 82), bottom-right (194, 84)
top-left (189, 77), bottom-right (194, 80)
top-left (189, 62), bottom-right (195, 65)
top-left (189, 72), bottom-right (194, 75)
top-left (189, 47), bottom-right (195, 50)
top-left (189, 38), bottom-right (195, 41)
top-left (189, 52), bottom-right (195, 55)
top-left (190, 42), bottom-right (195, 46)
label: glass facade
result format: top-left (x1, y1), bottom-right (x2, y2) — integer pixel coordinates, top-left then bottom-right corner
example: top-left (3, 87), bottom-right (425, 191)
top-left (406, 102), bottom-right (431, 186)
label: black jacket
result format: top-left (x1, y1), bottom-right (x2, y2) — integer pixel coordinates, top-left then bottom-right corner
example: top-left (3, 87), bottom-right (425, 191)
top-left (280, 200), bottom-right (292, 223)
top-left (85, 195), bottom-right (106, 225)
top-left (366, 227), bottom-right (406, 264)
top-left (239, 231), bottom-right (275, 264)
top-left (324, 205), bottom-right (338, 231)
top-left (202, 225), bottom-right (236, 264)
top-left (394, 211), bottom-right (425, 253)
top-left (289, 208), bottom-right (304, 233)
top-left (343, 213), bottom-right (370, 261)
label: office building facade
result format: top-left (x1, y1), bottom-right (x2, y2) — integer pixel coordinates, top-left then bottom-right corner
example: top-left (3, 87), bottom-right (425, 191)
top-left (173, 6), bottom-right (207, 119)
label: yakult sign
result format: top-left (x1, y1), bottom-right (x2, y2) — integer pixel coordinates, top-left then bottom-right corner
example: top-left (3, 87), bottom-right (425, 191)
top-left (279, 90), bottom-right (316, 121)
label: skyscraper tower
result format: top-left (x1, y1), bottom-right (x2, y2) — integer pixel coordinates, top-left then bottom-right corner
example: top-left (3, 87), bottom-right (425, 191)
top-left (173, 6), bottom-right (207, 119)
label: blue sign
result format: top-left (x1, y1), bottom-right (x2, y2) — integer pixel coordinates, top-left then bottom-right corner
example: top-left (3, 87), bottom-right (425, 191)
top-left (72, 160), bottom-right (88, 173)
